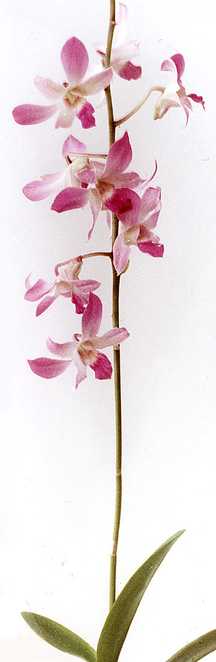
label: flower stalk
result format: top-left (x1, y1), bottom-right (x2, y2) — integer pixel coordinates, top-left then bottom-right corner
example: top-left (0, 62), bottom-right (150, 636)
top-left (105, 0), bottom-right (123, 610)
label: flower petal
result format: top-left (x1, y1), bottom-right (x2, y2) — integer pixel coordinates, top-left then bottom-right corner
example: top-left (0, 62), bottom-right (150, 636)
top-left (25, 278), bottom-right (52, 301)
top-left (61, 37), bottom-right (89, 83)
top-left (82, 293), bottom-right (102, 339)
top-left (74, 67), bottom-right (113, 96)
top-left (154, 85), bottom-right (180, 120)
top-left (23, 172), bottom-right (65, 201)
top-left (72, 279), bottom-right (100, 313)
top-left (94, 327), bottom-right (129, 349)
top-left (90, 352), bottom-right (112, 380)
top-left (36, 295), bottom-right (57, 316)
top-left (12, 104), bottom-right (58, 125)
top-left (77, 101), bottom-right (96, 128)
top-left (108, 171), bottom-right (143, 188)
top-left (171, 53), bottom-right (185, 84)
top-left (140, 186), bottom-right (161, 220)
top-left (51, 187), bottom-right (89, 212)
top-left (47, 337), bottom-right (75, 358)
top-left (113, 232), bottom-right (131, 275)
top-left (188, 93), bottom-right (205, 109)
top-left (116, 61), bottom-right (142, 80)
top-left (62, 134), bottom-right (87, 157)
top-left (115, 2), bottom-right (128, 46)
top-left (73, 349), bottom-right (87, 388)
top-left (138, 240), bottom-right (164, 257)
top-left (88, 189), bottom-right (102, 239)
top-left (103, 132), bottom-right (132, 177)
top-left (28, 357), bottom-right (71, 378)
top-left (106, 188), bottom-right (141, 227)
top-left (55, 105), bottom-right (76, 128)
top-left (34, 76), bottom-right (64, 99)
top-left (161, 54), bottom-right (185, 86)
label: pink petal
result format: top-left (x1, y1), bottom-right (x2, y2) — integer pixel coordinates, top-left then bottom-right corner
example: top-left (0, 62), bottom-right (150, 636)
top-left (138, 240), bottom-right (164, 257)
top-left (34, 76), bottom-right (64, 99)
top-left (74, 67), bottom-right (113, 96)
top-left (51, 187), bottom-right (89, 212)
top-left (106, 188), bottom-right (141, 227)
top-left (72, 293), bottom-right (85, 314)
top-left (108, 171), bottom-right (143, 188)
top-left (77, 101), bottom-right (96, 128)
top-left (115, 2), bottom-right (128, 45)
top-left (36, 295), bottom-right (57, 316)
top-left (77, 164), bottom-right (96, 186)
top-left (73, 279), bottom-right (100, 295)
top-left (73, 350), bottom-right (87, 388)
top-left (23, 172), bottom-right (64, 201)
top-left (47, 337), bottom-right (75, 358)
top-left (28, 357), bottom-right (71, 379)
top-left (113, 233), bottom-right (131, 275)
top-left (94, 327), bottom-right (129, 349)
top-left (103, 132), bottom-right (132, 177)
top-left (72, 279), bottom-right (100, 313)
top-left (55, 105), bottom-right (76, 128)
top-left (61, 37), bottom-right (89, 84)
top-left (171, 53), bottom-right (185, 85)
top-left (188, 93), bottom-right (205, 109)
top-left (25, 278), bottom-right (52, 301)
top-left (88, 189), bottom-right (102, 239)
top-left (90, 352), bottom-right (112, 380)
top-left (116, 61), bottom-right (142, 80)
top-left (82, 293), bottom-right (102, 339)
top-left (140, 186), bottom-right (161, 220)
top-left (62, 134), bottom-right (86, 157)
top-left (161, 58), bottom-right (177, 76)
top-left (12, 104), bottom-right (58, 125)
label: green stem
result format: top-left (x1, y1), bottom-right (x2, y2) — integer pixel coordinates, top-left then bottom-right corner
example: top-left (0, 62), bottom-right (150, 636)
top-left (105, 0), bottom-right (123, 610)
top-left (114, 86), bottom-right (164, 127)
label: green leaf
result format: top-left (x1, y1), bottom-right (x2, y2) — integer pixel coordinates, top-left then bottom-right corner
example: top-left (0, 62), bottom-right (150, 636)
top-left (166, 630), bottom-right (216, 662)
top-left (21, 612), bottom-right (96, 662)
top-left (97, 529), bottom-right (185, 662)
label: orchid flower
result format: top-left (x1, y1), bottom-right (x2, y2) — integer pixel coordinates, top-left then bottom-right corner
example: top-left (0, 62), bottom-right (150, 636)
top-left (96, 2), bottom-right (142, 80)
top-left (106, 186), bottom-right (164, 274)
top-left (154, 53), bottom-right (205, 124)
top-left (52, 132), bottom-right (144, 238)
top-left (12, 37), bottom-right (112, 129)
top-left (28, 293), bottom-right (129, 388)
top-left (25, 256), bottom-right (100, 316)
top-left (22, 135), bottom-right (92, 212)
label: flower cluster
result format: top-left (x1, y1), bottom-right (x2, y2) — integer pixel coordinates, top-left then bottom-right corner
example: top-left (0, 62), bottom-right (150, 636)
top-left (12, 2), bottom-right (204, 388)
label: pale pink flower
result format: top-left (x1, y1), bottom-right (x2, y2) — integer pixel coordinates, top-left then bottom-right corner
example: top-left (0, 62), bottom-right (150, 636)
top-left (28, 294), bottom-right (129, 388)
top-left (154, 53), bottom-right (205, 124)
top-left (106, 186), bottom-right (164, 274)
top-left (22, 135), bottom-right (91, 211)
top-left (52, 132), bottom-right (144, 238)
top-left (25, 256), bottom-right (100, 316)
top-left (97, 3), bottom-right (142, 81)
top-left (12, 37), bottom-right (112, 129)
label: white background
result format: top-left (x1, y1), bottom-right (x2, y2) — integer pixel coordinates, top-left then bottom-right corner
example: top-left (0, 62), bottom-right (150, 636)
top-left (1, 0), bottom-right (216, 659)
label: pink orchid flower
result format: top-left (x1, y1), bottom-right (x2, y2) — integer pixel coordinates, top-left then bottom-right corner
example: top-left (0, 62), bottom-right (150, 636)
top-left (106, 186), bottom-right (164, 274)
top-left (25, 256), bottom-right (100, 316)
top-left (28, 293), bottom-right (129, 388)
top-left (51, 132), bottom-right (144, 238)
top-left (154, 53), bottom-right (205, 124)
top-left (22, 135), bottom-right (91, 213)
top-left (96, 3), bottom-right (142, 81)
top-left (12, 37), bottom-right (112, 129)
